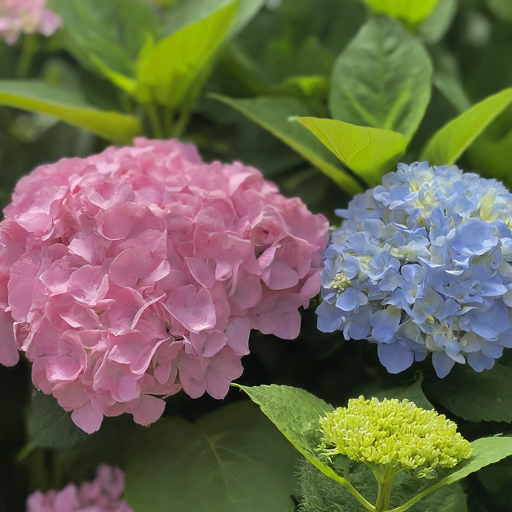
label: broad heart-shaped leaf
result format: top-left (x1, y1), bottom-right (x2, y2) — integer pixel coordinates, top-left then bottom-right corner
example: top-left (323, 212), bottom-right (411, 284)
top-left (393, 437), bottom-right (512, 512)
top-left (124, 401), bottom-right (298, 512)
top-left (211, 95), bottom-right (364, 194)
top-left (420, 88), bottom-right (512, 165)
top-left (163, 0), bottom-right (266, 39)
top-left (0, 81), bottom-right (142, 143)
top-left (362, 0), bottom-right (442, 24)
top-left (329, 17), bottom-right (432, 141)
top-left (21, 391), bottom-right (89, 457)
top-left (296, 117), bottom-right (407, 186)
top-left (136, 1), bottom-right (238, 107)
top-left (423, 363), bottom-right (512, 423)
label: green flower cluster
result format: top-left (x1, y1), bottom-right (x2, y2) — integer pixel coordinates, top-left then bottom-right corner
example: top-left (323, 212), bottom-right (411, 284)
top-left (320, 396), bottom-right (472, 478)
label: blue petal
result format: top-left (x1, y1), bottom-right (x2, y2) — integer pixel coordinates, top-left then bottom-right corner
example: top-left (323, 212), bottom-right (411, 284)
top-left (371, 307), bottom-right (401, 343)
top-left (432, 351), bottom-right (456, 378)
top-left (316, 301), bottom-right (343, 333)
top-left (336, 288), bottom-right (358, 311)
top-left (377, 342), bottom-right (414, 374)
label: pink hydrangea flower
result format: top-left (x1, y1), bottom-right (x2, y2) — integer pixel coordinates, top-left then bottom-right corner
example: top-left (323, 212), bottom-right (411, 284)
top-left (0, 0), bottom-right (61, 45)
top-left (27, 464), bottom-right (132, 512)
top-left (0, 138), bottom-right (328, 433)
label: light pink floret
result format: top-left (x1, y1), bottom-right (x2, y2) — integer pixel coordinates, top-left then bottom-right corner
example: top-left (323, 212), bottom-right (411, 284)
top-left (0, 0), bottom-right (61, 45)
top-left (0, 138), bottom-right (328, 433)
top-left (27, 464), bottom-right (133, 512)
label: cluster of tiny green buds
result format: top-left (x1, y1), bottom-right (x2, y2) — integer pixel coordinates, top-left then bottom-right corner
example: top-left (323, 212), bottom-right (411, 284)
top-left (320, 396), bottom-right (472, 479)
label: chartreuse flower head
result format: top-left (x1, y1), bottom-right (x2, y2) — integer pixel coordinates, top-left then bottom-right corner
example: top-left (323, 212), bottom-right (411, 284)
top-left (319, 397), bottom-right (472, 512)
top-left (321, 396), bottom-right (472, 479)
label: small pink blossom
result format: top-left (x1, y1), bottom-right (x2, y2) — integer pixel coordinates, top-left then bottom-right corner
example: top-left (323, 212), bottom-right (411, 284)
top-left (27, 464), bottom-right (133, 512)
top-left (0, 138), bottom-right (328, 433)
top-left (0, 0), bottom-right (61, 45)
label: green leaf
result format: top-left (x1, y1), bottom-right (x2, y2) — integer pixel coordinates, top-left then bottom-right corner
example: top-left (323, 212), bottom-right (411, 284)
top-left (395, 437), bottom-right (512, 512)
top-left (418, 0), bottom-right (458, 45)
top-left (420, 88), bottom-right (512, 165)
top-left (423, 363), bottom-right (512, 423)
top-left (488, 0), bottom-right (512, 23)
top-left (362, 0), bottom-right (442, 24)
top-left (124, 401), bottom-right (297, 512)
top-left (235, 384), bottom-right (375, 511)
top-left (298, 457), bottom-right (467, 512)
top-left (163, 0), bottom-right (266, 39)
top-left (296, 117), bottom-right (407, 185)
top-left (49, 0), bottom-right (158, 79)
top-left (329, 17), bottom-right (432, 140)
top-left (22, 391), bottom-right (89, 456)
top-left (136, 1), bottom-right (238, 107)
top-left (375, 379), bottom-right (434, 411)
top-left (211, 95), bottom-right (364, 194)
top-left (433, 72), bottom-right (471, 114)
top-left (468, 129), bottom-right (512, 182)
top-left (0, 81), bottom-right (142, 143)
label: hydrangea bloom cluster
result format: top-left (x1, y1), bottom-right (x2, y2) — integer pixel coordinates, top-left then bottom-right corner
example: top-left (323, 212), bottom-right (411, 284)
top-left (27, 464), bottom-right (132, 512)
top-left (0, 138), bottom-right (328, 433)
top-left (320, 396), bottom-right (472, 478)
top-left (317, 162), bottom-right (512, 378)
top-left (0, 0), bottom-right (61, 45)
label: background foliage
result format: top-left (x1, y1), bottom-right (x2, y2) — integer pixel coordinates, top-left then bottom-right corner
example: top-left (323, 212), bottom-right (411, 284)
top-left (1, 0), bottom-right (512, 511)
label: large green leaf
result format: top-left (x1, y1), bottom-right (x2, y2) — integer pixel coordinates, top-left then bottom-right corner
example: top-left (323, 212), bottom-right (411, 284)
top-left (124, 401), bottom-right (297, 512)
top-left (163, 0), bottom-right (266, 39)
top-left (212, 95), bottom-right (363, 194)
top-left (49, 0), bottom-right (158, 84)
top-left (136, 2), bottom-right (238, 107)
top-left (296, 117), bottom-right (407, 185)
top-left (329, 17), bottom-right (432, 140)
top-left (420, 88), bottom-right (512, 165)
top-left (0, 81), bottom-right (141, 143)
top-left (423, 363), bottom-right (512, 423)
top-left (21, 392), bottom-right (88, 456)
top-left (362, 0), bottom-right (442, 24)
top-left (393, 437), bottom-right (512, 512)
top-left (236, 384), bottom-right (375, 511)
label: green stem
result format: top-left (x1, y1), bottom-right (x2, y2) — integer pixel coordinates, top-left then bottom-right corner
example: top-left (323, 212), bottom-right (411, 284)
top-left (373, 464), bottom-right (402, 512)
top-left (147, 102), bottom-right (164, 139)
top-left (17, 35), bottom-right (38, 78)
top-left (387, 480), bottom-right (445, 512)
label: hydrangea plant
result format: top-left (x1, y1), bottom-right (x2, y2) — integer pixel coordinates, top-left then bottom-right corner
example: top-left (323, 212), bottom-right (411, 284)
top-left (317, 162), bottom-right (512, 378)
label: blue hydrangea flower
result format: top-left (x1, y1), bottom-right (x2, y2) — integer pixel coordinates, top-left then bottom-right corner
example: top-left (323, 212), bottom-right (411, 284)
top-left (317, 162), bottom-right (512, 378)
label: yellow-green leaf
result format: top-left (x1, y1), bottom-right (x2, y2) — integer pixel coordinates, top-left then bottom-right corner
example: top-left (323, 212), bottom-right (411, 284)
top-left (211, 94), bottom-right (363, 194)
top-left (362, 0), bottom-right (442, 24)
top-left (136, 1), bottom-right (238, 107)
top-left (296, 117), bottom-right (407, 185)
top-left (0, 81), bottom-right (141, 144)
top-left (420, 88), bottom-right (512, 165)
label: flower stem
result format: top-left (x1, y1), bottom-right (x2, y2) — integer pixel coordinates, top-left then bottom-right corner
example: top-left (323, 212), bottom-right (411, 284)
top-left (374, 465), bottom-right (398, 512)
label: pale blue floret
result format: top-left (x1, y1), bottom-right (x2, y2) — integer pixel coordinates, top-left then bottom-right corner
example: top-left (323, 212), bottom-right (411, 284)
top-left (317, 162), bottom-right (512, 378)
